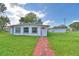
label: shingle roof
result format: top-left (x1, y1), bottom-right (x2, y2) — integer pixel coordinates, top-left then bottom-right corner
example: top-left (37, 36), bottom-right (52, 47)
top-left (10, 23), bottom-right (49, 27)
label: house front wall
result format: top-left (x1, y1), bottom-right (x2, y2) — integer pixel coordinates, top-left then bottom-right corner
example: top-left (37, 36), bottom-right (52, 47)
top-left (10, 25), bottom-right (47, 36)
top-left (10, 27), bottom-right (14, 34)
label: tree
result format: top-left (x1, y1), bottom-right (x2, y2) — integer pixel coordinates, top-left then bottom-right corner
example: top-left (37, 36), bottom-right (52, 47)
top-left (0, 3), bottom-right (9, 30)
top-left (19, 12), bottom-right (43, 24)
top-left (0, 16), bottom-right (10, 30)
top-left (36, 19), bottom-right (43, 24)
top-left (19, 12), bottom-right (41, 24)
top-left (69, 22), bottom-right (79, 31)
top-left (19, 17), bottom-right (24, 24)
top-left (0, 3), bottom-right (7, 15)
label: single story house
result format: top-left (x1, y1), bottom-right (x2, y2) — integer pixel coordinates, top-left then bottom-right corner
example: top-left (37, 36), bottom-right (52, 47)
top-left (48, 25), bottom-right (67, 32)
top-left (9, 23), bottom-right (49, 36)
top-left (49, 28), bottom-right (67, 32)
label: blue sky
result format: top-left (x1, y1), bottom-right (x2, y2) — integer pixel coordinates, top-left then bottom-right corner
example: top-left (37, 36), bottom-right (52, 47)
top-left (4, 3), bottom-right (79, 26)
top-left (20, 3), bottom-right (79, 26)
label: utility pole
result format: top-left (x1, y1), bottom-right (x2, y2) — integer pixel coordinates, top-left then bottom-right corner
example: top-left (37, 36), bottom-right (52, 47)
top-left (64, 18), bottom-right (67, 32)
top-left (64, 18), bottom-right (66, 25)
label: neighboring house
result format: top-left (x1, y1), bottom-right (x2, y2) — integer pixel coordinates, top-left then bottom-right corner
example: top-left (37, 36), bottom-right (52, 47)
top-left (9, 23), bottom-right (49, 36)
top-left (48, 25), bottom-right (67, 32)
top-left (49, 28), bottom-right (67, 32)
top-left (4, 26), bottom-right (10, 31)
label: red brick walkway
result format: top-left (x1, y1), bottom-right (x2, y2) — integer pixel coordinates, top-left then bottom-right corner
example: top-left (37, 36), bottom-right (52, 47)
top-left (33, 37), bottom-right (55, 56)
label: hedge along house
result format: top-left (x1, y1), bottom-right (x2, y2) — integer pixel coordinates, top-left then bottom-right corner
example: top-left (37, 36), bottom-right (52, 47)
top-left (9, 23), bottom-right (49, 36)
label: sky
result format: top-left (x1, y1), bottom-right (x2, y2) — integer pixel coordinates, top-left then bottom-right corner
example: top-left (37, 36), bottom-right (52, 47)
top-left (23, 3), bottom-right (79, 26)
top-left (3, 3), bottom-right (79, 27)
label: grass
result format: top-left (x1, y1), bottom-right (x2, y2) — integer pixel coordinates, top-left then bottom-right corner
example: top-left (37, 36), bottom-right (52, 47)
top-left (48, 32), bottom-right (79, 56)
top-left (1, 31), bottom-right (79, 56)
top-left (0, 31), bottom-right (38, 56)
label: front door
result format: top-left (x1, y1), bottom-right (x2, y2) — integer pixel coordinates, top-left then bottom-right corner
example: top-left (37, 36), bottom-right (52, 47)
top-left (41, 27), bottom-right (46, 36)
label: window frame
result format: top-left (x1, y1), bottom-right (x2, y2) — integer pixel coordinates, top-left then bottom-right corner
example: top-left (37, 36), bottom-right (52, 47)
top-left (15, 27), bottom-right (21, 33)
top-left (32, 27), bottom-right (37, 33)
top-left (23, 27), bottom-right (29, 33)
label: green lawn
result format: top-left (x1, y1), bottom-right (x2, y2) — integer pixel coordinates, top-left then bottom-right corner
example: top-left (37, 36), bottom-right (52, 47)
top-left (0, 31), bottom-right (38, 56)
top-left (48, 32), bottom-right (79, 56)
top-left (1, 31), bottom-right (79, 56)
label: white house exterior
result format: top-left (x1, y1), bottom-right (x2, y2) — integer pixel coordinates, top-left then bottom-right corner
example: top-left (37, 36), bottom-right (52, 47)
top-left (9, 23), bottom-right (49, 36)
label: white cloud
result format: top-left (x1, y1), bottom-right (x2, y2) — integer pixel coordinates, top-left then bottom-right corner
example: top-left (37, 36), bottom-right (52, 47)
top-left (0, 0), bottom-right (27, 4)
top-left (8, 15), bottom-right (20, 25)
top-left (72, 20), bottom-right (79, 22)
top-left (31, 11), bottom-right (46, 18)
top-left (3, 3), bottom-right (46, 25)
top-left (43, 20), bottom-right (54, 25)
top-left (68, 19), bottom-right (79, 26)
top-left (0, 0), bottom-right (53, 3)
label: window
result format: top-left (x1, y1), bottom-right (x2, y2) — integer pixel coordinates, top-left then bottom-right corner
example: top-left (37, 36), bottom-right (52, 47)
top-left (23, 27), bottom-right (29, 33)
top-left (32, 27), bottom-right (37, 33)
top-left (15, 27), bottom-right (20, 33)
top-left (42, 27), bottom-right (45, 29)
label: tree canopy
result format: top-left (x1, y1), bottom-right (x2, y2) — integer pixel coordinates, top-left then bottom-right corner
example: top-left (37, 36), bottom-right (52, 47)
top-left (0, 3), bottom-right (10, 30)
top-left (19, 12), bottom-right (42, 24)
top-left (0, 16), bottom-right (10, 29)
top-left (69, 22), bottom-right (79, 31)
top-left (0, 3), bottom-right (7, 14)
